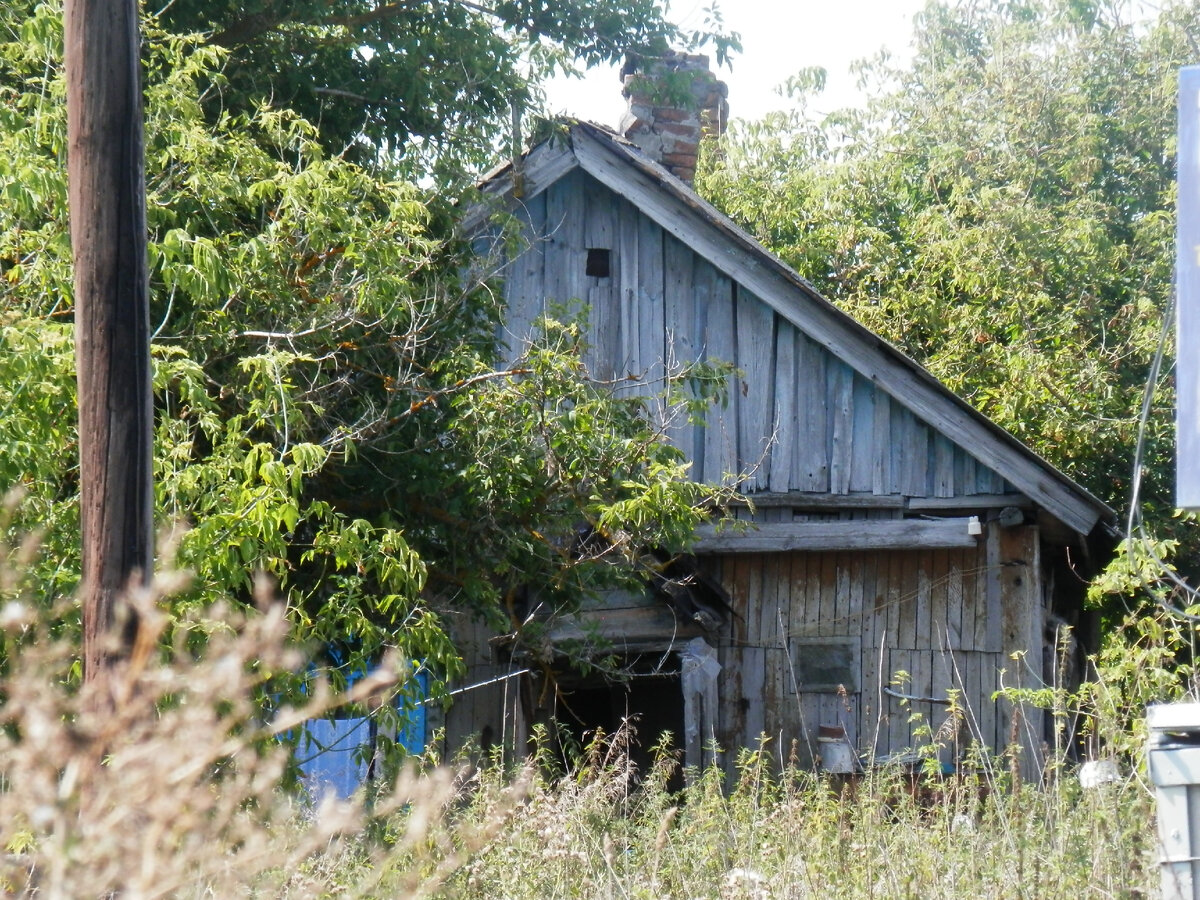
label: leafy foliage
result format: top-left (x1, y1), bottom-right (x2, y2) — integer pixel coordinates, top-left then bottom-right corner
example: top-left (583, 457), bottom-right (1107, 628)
top-left (0, 4), bottom-right (729, 692)
top-left (158, 0), bottom-right (740, 174)
top-left (698, 0), bottom-right (1198, 568)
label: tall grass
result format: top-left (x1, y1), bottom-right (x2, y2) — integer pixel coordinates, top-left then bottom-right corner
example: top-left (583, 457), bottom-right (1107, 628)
top-left (0, 563), bottom-right (1159, 897)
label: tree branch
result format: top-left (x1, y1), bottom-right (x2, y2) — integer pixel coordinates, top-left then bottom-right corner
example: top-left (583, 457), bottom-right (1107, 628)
top-left (208, 0), bottom-right (500, 48)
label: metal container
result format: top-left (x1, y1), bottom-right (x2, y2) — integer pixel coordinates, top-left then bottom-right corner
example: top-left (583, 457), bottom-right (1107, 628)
top-left (1148, 703), bottom-right (1200, 900)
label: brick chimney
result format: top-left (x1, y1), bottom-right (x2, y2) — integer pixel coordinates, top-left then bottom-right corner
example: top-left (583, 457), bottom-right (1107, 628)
top-left (619, 51), bottom-right (728, 185)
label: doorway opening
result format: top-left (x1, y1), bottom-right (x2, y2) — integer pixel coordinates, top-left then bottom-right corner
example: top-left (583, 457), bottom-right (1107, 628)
top-left (555, 654), bottom-right (686, 791)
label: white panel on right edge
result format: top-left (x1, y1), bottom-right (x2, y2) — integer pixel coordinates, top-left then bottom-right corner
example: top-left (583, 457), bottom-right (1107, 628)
top-left (1178, 67), bottom-right (1200, 510)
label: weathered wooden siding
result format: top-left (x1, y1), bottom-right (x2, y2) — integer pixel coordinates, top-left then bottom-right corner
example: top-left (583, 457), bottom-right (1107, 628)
top-left (703, 521), bottom-right (1045, 769)
top-left (499, 171), bottom-right (1016, 501)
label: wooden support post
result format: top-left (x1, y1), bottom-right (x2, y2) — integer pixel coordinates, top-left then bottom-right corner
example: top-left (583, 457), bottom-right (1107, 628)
top-left (65, 0), bottom-right (154, 682)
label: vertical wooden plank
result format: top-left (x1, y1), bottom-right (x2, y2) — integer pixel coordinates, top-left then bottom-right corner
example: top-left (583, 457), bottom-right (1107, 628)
top-left (636, 214), bottom-right (665, 394)
top-left (829, 361), bottom-right (855, 494)
top-left (616, 197), bottom-right (642, 387)
top-left (770, 320), bottom-right (796, 493)
top-left (793, 332), bottom-right (829, 491)
top-left (740, 553), bottom-right (763, 647)
top-left (915, 551), bottom-right (932, 659)
top-left (846, 554), bottom-right (865, 748)
top-left (736, 289), bottom-right (776, 492)
top-left (945, 548), bottom-right (964, 653)
top-left (662, 233), bottom-right (696, 461)
top-left (999, 524), bottom-right (1043, 779)
top-left (542, 174), bottom-right (572, 310)
top-left (833, 553), bottom-right (851, 638)
top-left (872, 390), bottom-right (893, 495)
top-left (897, 552), bottom-right (918, 650)
top-left (760, 555), bottom-right (786, 749)
top-left (698, 261), bottom-right (738, 485)
top-left (980, 653), bottom-right (999, 756)
top-left (930, 548), bottom-right (950, 654)
top-left (930, 550), bottom-right (955, 758)
top-left (886, 550), bottom-right (904, 652)
top-left (892, 405), bottom-right (930, 497)
top-left (819, 553), bottom-right (838, 639)
top-left (741, 647), bottom-right (766, 749)
top-left (973, 538), bottom-right (991, 651)
top-left (583, 177), bottom-right (617, 380)
top-left (759, 553), bottom-right (783, 651)
top-left (849, 375), bottom-right (874, 493)
top-left (958, 545), bottom-right (977, 654)
top-left (984, 522), bottom-right (1003, 652)
top-left (933, 434), bottom-right (956, 498)
top-left (955, 447), bottom-right (977, 498)
top-left (500, 194), bottom-right (547, 362)
top-left (886, 647), bottom-right (911, 753)
top-left (860, 553), bottom-right (882, 757)
top-left (716, 639), bottom-right (744, 763)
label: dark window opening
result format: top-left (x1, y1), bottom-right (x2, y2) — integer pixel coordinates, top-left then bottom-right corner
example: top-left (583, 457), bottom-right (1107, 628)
top-left (586, 248), bottom-right (611, 278)
top-left (555, 656), bottom-right (685, 791)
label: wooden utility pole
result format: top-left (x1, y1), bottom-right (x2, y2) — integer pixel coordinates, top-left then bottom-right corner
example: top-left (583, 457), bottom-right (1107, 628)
top-left (64, 0), bottom-right (154, 681)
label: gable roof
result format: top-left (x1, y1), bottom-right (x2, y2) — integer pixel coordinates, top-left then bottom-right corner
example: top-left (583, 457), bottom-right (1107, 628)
top-left (470, 120), bottom-right (1116, 540)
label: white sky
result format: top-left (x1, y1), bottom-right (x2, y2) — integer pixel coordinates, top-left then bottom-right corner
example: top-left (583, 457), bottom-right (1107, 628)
top-left (542, 0), bottom-right (931, 129)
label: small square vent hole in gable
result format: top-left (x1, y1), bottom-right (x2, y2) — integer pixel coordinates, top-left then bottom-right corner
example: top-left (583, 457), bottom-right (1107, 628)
top-left (586, 248), bottom-right (611, 278)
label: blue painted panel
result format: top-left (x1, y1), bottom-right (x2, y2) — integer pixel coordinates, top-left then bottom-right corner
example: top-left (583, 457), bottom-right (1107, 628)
top-left (297, 666), bottom-right (430, 799)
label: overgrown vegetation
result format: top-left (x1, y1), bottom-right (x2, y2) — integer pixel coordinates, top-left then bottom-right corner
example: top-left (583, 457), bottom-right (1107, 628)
top-left (1, 0), bottom-right (1198, 893)
top-left (0, 572), bottom-right (1160, 898)
top-left (0, 2), bottom-right (731, 697)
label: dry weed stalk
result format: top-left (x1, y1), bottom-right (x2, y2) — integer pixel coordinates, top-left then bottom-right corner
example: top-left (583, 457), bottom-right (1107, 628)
top-left (0, 565), bottom-right (474, 898)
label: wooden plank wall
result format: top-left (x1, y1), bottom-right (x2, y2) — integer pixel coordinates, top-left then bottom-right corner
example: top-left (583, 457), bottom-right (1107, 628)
top-left (499, 172), bottom-right (1013, 500)
top-left (703, 522), bottom-right (1044, 772)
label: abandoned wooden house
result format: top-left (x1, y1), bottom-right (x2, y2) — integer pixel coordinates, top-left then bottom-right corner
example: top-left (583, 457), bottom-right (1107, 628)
top-left (438, 53), bottom-right (1119, 780)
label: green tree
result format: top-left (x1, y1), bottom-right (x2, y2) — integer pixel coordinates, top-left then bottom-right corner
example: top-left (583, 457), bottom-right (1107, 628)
top-left (699, 0), bottom-right (1198, 572)
top-left (158, 0), bottom-right (739, 174)
top-left (0, 5), bottom-right (729, 694)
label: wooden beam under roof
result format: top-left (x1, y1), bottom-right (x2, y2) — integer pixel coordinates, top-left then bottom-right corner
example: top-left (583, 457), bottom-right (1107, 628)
top-left (692, 518), bottom-right (981, 553)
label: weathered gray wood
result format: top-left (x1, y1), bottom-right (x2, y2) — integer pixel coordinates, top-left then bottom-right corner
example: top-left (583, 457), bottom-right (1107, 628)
top-left (849, 375), bottom-right (874, 493)
top-left (636, 214), bottom-right (666, 396)
top-left (736, 491), bottom-right (907, 510)
top-left (663, 233), bottom-right (697, 459)
top-left (768, 321), bottom-right (796, 493)
top-left (793, 332), bottom-right (829, 491)
top-left (908, 494), bottom-right (1031, 511)
top-left (697, 260), bottom-right (738, 484)
top-left (829, 361), bottom-right (855, 494)
top-left (958, 545), bottom-right (978, 653)
top-left (895, 407), bottom-right (929, 497)
top-left (583, 176), bottom-right (618, 380)
top-left (984, 522), bottom-right (1003, 652)
top-left (736, 288), bottom-right (776, 492)
top-left (943, 548), bottom-right (963, 651)
top-left (693, 517), bottom-right (981, 552)
top-left (547, 605), bottom-right (703, 646)
top-left (740, 646), bottom-right (767, 748)
top-left (461, 139), bottom-right (579, 233)
top-left (616, 198), bottom-right (642, 388)
top-left (569, 126), bottom-right (1108, 536)
top-left (915, 551), bottom-right (932, 662)
top-left (543, 172), bottom-right (584, 315)
top-left (500, 193), bottom-right (547, 361)
top-left (955, 445), bottom-right (977, 497)
top-left (898, 552), bottom-right (918, 651)
top-left (819, 553), bottom-right (837, 638)
top-left (1000, 523), bottom-right (1043, 780)
top-left (933, 434), bottom-right (956, 498)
